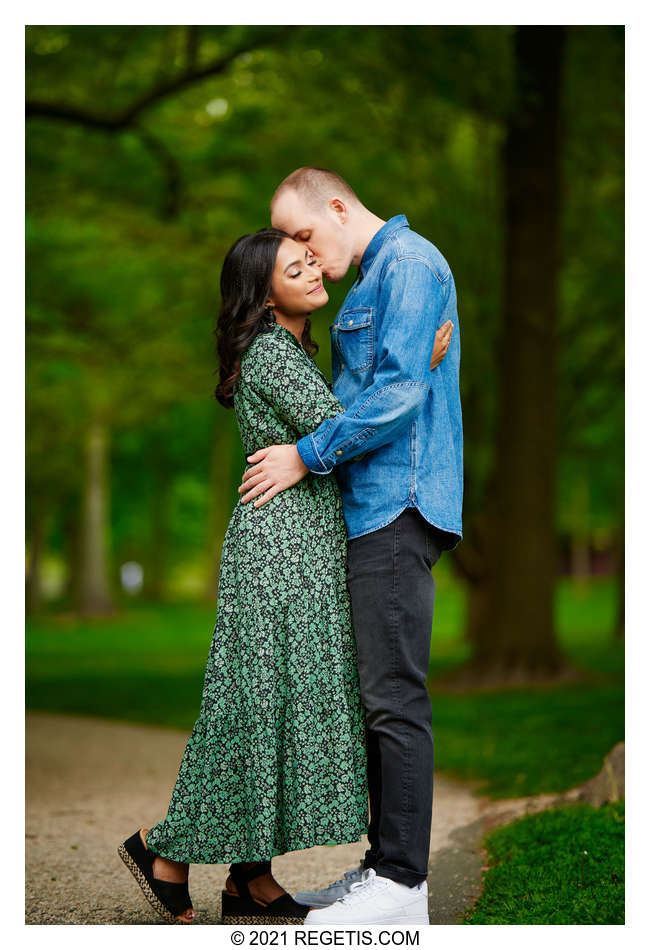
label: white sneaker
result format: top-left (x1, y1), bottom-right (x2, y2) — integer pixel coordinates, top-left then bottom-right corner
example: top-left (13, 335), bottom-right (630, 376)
top-left (304, 868), bottom-right (429, 926)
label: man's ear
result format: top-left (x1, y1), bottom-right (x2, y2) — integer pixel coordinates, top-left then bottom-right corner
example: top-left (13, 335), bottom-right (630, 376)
top-left (329, 197), bottom-right (348, 223)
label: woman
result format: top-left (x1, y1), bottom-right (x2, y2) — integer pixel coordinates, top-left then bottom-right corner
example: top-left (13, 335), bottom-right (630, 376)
top-left (118, 229), bottom-right (452, 925)
top-left (119, 229), bottom-right (369, 925)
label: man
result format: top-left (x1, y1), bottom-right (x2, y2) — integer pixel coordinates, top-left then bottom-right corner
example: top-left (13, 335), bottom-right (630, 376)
top-left (239, 168), bottom-right (463, 925)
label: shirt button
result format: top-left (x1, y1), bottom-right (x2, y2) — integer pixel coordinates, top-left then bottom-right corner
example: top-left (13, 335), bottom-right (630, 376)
top-left (348, 319), bottom-right (354, 326)
top-left (336, 450), bottom-right (343, 456)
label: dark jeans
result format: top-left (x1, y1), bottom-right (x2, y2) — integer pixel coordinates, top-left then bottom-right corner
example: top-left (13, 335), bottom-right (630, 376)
top-left (346, 507), bottom-right (446, 888)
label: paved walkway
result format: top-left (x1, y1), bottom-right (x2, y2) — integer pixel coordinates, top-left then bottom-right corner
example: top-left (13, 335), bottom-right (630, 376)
top-left (25, 712), bottom-right (549, 925)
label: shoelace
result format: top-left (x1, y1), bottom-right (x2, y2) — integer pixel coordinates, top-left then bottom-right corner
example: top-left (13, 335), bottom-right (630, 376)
top-left (338, 869), bottom-right (388, 905)
top-left (324, 863), bottom-right (364, 892)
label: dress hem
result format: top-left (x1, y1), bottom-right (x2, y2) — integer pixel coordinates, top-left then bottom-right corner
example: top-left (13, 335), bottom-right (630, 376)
top-left (146, 824), bottom-right (368, 866)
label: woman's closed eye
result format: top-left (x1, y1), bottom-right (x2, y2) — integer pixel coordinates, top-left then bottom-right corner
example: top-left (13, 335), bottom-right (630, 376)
top-left (290, 255), bottom-right (317, 277)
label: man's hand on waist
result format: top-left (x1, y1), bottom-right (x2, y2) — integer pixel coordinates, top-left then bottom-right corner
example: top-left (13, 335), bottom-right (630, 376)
top-left (239, 444), bottom-right (309, 508)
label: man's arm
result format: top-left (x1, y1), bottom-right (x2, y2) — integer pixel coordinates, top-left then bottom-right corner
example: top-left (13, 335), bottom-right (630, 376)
top-left (241, 258), bottom-right (451, 506)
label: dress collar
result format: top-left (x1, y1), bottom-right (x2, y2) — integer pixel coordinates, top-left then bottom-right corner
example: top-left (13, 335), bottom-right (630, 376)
top-left (270, 322), bottom-right (304, 348)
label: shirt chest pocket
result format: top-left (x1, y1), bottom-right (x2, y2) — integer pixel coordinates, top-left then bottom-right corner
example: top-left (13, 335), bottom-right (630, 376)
top-left (334, 307), bottom-right (374, 373)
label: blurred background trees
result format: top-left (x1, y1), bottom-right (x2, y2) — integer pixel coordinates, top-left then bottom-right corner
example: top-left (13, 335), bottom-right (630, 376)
top-left (26, 25), bottom-right (624, 683)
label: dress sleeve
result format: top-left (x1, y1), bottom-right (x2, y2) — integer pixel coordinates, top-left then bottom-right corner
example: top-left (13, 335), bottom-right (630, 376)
top-left (239, 331), bottom-right (344, 439)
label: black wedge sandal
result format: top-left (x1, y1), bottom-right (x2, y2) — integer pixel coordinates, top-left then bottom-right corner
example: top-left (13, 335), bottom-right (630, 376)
top-left (221, 861), bottom-right (309, 925)
top-left (118, 830), bottom-right (194, 924)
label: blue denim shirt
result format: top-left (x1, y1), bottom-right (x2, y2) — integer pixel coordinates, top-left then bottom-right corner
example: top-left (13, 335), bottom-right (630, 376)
top-left (296, 214), bottom-right (463, 545)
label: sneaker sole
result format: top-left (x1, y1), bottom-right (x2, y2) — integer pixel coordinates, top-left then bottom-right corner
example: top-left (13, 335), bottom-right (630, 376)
top-left (223, 915), bottom-right (308, 925)
top-left (295, 898), bottom-right (340, 908)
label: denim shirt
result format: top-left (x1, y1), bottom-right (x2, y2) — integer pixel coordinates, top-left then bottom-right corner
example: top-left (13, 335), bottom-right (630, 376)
top-left (296, 214), bottom-right (463, 545)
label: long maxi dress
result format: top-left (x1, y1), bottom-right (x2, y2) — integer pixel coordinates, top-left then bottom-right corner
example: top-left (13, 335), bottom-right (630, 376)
top-left (145, 322), bottom-right (369, 863)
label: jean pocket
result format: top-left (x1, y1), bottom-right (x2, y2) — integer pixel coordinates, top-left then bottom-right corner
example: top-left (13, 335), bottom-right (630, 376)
top-left (335, 307), bottom-right (373, 373)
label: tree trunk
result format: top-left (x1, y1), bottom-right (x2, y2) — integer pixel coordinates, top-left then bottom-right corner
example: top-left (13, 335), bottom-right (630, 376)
top-left (80, 420), bottom-right (113, 615)
top-left (450, 27), bottom-right (570, 685)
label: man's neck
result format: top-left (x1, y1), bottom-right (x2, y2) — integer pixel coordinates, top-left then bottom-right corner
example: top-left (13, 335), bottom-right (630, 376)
top-left (350, 209), bottom-right (388, 267)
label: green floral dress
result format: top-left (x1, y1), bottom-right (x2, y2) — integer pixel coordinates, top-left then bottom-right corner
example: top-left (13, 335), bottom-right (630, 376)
top-left (146, 323), bottom-right (369, 864)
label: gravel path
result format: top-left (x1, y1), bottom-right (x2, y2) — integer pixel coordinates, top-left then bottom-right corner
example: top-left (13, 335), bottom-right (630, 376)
top-left (26, 712), bottom-right (498, 925)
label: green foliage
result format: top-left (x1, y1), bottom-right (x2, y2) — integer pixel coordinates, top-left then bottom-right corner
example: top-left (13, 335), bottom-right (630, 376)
top-left (557, 27), bottom-right (624, 538)
top-left (26, 25), bottom-right (624, 600)
top-left (464, 800), bottom-right (624, 924)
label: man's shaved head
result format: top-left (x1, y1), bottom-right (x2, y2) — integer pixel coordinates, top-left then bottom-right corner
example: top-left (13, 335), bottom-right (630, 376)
top-left (271, 167), bottom-right (383, 283)
top-left (271, 167), bottom-right (362, 216)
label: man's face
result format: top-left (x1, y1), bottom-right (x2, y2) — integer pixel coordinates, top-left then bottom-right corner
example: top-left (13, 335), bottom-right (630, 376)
top-left (271, 190), bottom-right (353, 284)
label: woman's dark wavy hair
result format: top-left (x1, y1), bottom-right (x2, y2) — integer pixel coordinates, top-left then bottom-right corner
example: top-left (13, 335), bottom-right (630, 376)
top-left (214, 229), bottom-right (319, 408)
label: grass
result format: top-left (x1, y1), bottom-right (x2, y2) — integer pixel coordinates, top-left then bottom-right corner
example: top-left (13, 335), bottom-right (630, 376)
top-left (26, 577), bottom-right (624, 799)
top-left (463, 800), bottom-right (625, 924)
top-left (429, 680), bottom-right (623, 798)
top-left (26, 602), bottom-right (215, 729)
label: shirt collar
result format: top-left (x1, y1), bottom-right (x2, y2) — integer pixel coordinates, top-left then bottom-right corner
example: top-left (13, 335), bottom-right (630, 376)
top-left (359, 214), bottom-right (409, 277)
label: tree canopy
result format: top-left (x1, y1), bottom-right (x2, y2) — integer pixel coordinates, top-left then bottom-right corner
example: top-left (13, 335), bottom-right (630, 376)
top-left (26, 26), bottom-right (623, 644)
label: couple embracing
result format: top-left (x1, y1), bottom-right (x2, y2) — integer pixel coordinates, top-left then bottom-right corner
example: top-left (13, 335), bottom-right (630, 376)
top-left (119, 167), bottom-right (463, 926)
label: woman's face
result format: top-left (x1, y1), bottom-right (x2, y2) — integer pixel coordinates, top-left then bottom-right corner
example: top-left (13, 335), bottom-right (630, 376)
top-left (268, 238), bottom-right (329, 317)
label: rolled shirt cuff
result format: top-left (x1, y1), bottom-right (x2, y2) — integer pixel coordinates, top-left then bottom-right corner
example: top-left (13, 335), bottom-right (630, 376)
top-left (296, 433), bottom-right (333, 475)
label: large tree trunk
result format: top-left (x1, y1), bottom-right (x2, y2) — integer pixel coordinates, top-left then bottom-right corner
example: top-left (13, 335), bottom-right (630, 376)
top-left (449, 27), bottom-right (570, 686)
top-left (80, 421), bottom-right (113, 615)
